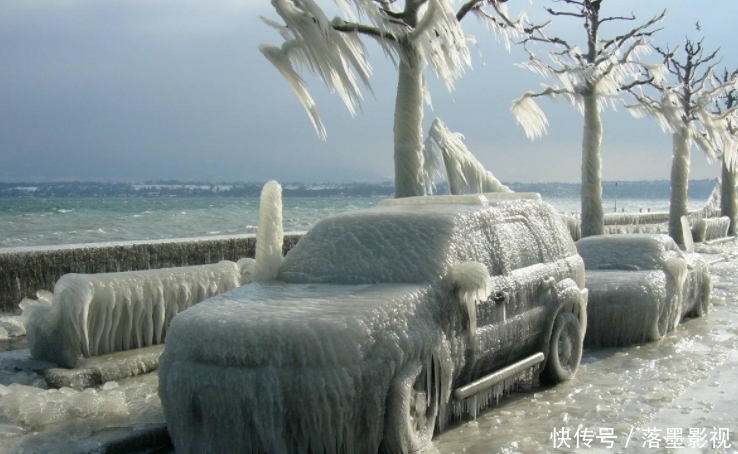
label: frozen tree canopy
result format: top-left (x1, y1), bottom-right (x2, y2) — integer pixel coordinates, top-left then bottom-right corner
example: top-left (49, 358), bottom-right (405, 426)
top-left (626, 39), bottom-right (738, 244)
top-left (511, 0), bottom-right (664, 237)
top-left (260, 0), bottom-right (527, 197)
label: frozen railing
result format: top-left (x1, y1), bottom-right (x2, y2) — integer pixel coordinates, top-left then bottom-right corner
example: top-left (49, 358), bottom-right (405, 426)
top-left (26, 260), bottom-right (251, 368)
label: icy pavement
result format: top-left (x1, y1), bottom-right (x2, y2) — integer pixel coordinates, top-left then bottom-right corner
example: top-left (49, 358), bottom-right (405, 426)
top-left (428, 240), bottom-right (738, 454)
top-left (1, 241), bottom-right (738, 453)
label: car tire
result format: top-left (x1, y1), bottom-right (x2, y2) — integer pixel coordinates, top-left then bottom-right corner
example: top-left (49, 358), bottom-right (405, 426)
top-left (649, 301), bottom-right (670, 341)
top-left (382, 359), bottom-right (439, 454)
top-left (540, 311), bottom-right (582, 385)
top-left (694, 278), bottom-right (711, 318)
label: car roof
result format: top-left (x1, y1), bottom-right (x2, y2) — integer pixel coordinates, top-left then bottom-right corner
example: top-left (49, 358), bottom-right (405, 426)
top-left (279, 199), bottom-right (575, 284)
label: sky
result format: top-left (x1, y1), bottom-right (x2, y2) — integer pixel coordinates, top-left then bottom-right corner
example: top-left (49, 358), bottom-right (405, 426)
top-left (1, 0), bottom-right (737, 184)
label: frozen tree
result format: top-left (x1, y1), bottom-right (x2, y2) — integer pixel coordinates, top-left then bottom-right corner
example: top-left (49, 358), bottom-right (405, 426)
top-left (715, 68), bottom-right (738, 235)
top-left (627, 40), bottom-right (738, 244)
top-left (423, 118), bottom-right (512, 194)
top-left (260, 0), bottom-right (527, 198)
top-left (511, 0), bottom-right (664, 237)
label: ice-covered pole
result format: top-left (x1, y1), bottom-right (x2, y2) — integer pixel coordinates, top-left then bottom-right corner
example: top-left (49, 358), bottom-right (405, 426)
top-left (253, 180), bottom-right (284, 281)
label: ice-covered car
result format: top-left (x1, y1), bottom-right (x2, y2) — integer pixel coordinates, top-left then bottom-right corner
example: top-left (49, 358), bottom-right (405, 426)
top-left (576, 234), bottom-right (712, 347)
top-left (158, 196), bottom-right (588, 454)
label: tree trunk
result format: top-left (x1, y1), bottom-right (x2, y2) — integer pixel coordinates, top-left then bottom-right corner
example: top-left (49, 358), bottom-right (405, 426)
top-left (722, 157), bottom-right (737, 236)
top-left (580, 87), bottom-right (604, 238)
top-left (393, 45), bottom-right (425, 198)
top-left (669, 127), bottom-right (691, 245)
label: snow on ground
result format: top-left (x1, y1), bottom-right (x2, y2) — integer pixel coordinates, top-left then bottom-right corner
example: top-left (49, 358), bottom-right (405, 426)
top-left (0, 241), bottom-right (737, 453)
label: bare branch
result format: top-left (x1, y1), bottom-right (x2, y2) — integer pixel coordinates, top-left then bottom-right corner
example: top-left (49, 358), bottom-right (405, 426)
top-left (456, 0), bottom-right (500, 22)
top-left (621, 77), bottom-right (654, 92)
top-left (601, 10), bottom-right (664, 52)
top-left (600, 13), bottom-right (635, 24)
top-left (332, 21), bottom-right (396, 40)
top-left (544, 8), bottom-right (585, 19)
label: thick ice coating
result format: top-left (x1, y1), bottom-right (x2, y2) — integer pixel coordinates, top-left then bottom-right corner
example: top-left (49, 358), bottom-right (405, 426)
top-left (159, 200), bottom-right (587, 454)
top-left (691, 216), bottom-right (731, 242)
top-left (27, 261), bottom-right (242, 367)
top-left (577, 234), bottom-right (712, 347)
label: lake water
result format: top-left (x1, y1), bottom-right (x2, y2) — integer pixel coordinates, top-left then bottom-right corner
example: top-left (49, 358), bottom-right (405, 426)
top-left (0, 196), bottom-right (709, 248)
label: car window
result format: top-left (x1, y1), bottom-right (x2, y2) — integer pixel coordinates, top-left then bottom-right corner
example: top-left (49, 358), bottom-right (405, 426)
top-left (491, 217), bottom-right (544, 273)
top-left (278, 207), bottom-right (462, 284)
top-left (576, 235), bottom-right (674, 271)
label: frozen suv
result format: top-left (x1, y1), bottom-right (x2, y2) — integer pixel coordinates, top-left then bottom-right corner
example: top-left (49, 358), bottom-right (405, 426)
top-left (159, 195), bottom-right (588, 454)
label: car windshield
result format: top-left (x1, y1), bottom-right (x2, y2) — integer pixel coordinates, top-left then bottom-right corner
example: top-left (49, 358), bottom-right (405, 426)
top-left (576, 235), bottom-right (684, 271)
top-left (278, 205), bottom-right (475, 284)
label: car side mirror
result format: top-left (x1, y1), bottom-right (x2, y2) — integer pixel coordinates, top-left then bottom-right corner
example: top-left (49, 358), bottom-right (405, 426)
top-left (448, 261), bottom-right (492, 339)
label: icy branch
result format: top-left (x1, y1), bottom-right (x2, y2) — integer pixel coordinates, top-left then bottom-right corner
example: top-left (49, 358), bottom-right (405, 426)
top-left (423, 118), bottom-right (512, 194)
top-left (260, 0), bottom-right (377, 139)
top-left (511, 94), bottom-right (551, 140)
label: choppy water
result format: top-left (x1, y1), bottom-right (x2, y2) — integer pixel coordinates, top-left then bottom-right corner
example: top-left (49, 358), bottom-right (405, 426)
top-left (0, 197), bottom-right (707, 248)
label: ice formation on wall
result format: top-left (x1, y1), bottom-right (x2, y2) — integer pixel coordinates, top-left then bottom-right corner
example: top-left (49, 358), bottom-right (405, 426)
top-left (0, 234), bottom-right (296, 313)
top-left (253, 181), bottom-right (284, 282)
top-left (695, 178), bottom-right (723, 219)
top-left (26, 261), bottom-right (242, 368)
top-left (423, 118), bottom-right (512, 195)
top-left (159, 199), bottom-right (586, 454)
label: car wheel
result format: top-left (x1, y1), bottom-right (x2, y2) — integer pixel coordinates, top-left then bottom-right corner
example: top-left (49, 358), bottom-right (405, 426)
top-left (540, 311), bottom-right (582, 385)
top-left (694, 277), bottom-right (712, 318)
top-left (648, 301), bottom-right (670, 341)
top-left (383, 359), bottom-right (439, 454)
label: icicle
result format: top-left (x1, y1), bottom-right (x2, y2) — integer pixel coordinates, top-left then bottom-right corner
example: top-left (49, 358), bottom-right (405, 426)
top-left (511, 95), bottom-right (548, 140)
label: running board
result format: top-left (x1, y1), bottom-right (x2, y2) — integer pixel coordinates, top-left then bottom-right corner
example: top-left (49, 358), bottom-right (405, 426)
top-left (453, 352), bottom-right (545, 401)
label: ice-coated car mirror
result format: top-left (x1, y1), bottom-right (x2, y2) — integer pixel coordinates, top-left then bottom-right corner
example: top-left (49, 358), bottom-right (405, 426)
top-left (448, 261), bottom-right (492, 338)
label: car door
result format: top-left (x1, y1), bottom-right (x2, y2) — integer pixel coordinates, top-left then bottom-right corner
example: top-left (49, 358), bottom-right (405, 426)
top-left (472, 217), bottom-right (551, 374)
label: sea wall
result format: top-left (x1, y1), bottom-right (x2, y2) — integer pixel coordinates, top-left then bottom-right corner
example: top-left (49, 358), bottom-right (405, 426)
top-left (0, 233), bottom-right (303, 313)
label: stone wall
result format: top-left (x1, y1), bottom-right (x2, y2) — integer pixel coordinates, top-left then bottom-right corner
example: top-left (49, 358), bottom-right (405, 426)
top-left (0, 233), bottom-right (303, 313)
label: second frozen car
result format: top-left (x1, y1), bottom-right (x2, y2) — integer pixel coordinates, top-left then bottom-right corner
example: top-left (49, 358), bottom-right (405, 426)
top-left (577, 234), bottom-right (712, 347)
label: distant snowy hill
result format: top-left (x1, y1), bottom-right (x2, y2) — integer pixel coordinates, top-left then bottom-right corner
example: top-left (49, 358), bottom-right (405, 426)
top-left (0, 180), bottom-right (718, 199)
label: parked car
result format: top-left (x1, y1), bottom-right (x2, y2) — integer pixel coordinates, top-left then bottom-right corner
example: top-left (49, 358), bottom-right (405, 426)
top-left (158, 196), bottom-right (588, 454)
top-left (576, 234), bottom-right (712, 347)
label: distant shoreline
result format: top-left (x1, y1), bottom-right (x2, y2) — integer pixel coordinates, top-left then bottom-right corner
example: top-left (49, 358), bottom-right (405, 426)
top-left (0, 179), bottom-right (719, 200)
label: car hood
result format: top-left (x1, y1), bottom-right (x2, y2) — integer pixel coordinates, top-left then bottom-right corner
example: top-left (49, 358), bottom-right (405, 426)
top-left (163, 281), bottom-right (434, 368)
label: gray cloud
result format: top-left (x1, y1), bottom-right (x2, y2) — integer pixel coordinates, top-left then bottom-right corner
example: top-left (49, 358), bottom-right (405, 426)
top-left (0, 0), bottom-right (735, 183)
